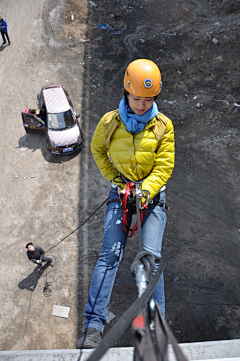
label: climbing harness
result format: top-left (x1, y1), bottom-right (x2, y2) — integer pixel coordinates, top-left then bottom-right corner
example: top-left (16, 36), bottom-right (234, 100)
top-left (108, 174), bottom-right (168, 238)
top-left (118, 182), bottom-right (149, 237)
top-left (107, 176), bottom-right (152, 238)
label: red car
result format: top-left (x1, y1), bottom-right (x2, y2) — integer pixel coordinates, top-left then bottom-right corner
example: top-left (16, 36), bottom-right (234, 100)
top-left (21, 85), bottom-right (83, 154)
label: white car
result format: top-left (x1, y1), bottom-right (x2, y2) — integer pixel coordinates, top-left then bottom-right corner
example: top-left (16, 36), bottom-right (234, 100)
top-left (21, 84), bottom-right (83, 154)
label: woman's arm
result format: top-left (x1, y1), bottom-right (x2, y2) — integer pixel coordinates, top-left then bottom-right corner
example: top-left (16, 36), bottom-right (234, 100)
top-left (91, 116), bottom-right (119, 181)
top-left (141, 120), bottom-right (175, 200)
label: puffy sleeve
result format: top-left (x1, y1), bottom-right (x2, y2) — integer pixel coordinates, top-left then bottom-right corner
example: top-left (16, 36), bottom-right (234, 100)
top-left (141, 119), bottom-right (175, 200)
top-left (90, 116), bottom-right (119, 182)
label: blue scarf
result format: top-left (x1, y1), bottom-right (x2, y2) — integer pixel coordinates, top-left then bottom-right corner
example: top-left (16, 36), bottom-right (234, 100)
top-left (119, 96), bottom-right (159, 134)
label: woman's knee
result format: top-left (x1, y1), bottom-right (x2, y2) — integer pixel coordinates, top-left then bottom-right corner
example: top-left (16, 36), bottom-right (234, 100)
top-left (99, 245), bottom-right (123, 268)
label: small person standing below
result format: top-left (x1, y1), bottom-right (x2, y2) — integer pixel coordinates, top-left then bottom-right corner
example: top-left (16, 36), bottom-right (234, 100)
top-left (77, 59), bottom-right (175, 349)
top-left (0, 15), bottom-right (10, 45)
top-left (26, 242), bottom-right (53, 268)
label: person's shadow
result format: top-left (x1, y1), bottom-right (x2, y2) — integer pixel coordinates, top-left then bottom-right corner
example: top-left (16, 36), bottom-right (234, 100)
top-left (0, 42), bottom-right (10, 52)
top-left (18, 264), bottom-right (48, 292)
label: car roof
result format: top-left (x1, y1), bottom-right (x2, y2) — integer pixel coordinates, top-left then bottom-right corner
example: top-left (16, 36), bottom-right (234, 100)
top-left (43, 86), bottom-right (70, 114)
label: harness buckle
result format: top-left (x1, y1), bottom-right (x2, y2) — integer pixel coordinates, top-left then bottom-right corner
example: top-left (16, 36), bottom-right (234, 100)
top-left (136, 189), bottom-right (150, 209)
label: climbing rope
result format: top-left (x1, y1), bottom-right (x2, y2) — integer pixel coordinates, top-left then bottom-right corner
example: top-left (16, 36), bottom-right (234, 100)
top-left (86, 258), bottom-right (166, 361)
top-left (130, 250), bottom-right (156, 277)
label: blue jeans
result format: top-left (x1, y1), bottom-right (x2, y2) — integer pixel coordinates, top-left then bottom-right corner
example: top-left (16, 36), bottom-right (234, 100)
top-left (84, 186), bottom-right (167, 333)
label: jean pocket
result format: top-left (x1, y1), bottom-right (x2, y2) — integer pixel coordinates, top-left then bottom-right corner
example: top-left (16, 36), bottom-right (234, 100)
top-left (159, 190), bottom-right (166, 205)
top-left (108, 186), bottom-right (120, 203)
top-left (153, 190), bottom-right (166, 205)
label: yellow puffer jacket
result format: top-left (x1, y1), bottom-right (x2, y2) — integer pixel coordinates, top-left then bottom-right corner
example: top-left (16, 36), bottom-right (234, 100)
top-left (91, 110), bottom-right (175, 201)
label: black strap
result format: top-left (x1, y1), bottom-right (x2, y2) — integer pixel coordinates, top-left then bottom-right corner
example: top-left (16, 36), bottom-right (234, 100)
top-left (112, 173), bottom-right (149, 185)
top-left (151, 201), bottom-right (169, 211)
top-left (107, 198), bottom-right (169, 210)
top-left (106, 198), bottom-right (135, 206)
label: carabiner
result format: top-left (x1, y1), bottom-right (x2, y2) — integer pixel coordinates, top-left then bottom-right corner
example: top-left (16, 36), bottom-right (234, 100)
top-left (138, 189), bottom-right (150, 209)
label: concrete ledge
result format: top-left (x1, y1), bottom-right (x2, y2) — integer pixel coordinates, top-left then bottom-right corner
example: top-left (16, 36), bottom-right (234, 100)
top-left (169, 339), bottom-right (240, 360)
top-left (0, 339), bottom-right (240, 361)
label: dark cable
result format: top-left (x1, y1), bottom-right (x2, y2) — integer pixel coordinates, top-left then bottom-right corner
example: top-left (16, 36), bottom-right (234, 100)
top-left (46, 197), bottom-right (108, 253)
top-left (43, 281), bottom-right (53, 297)
top-left (42, 257), bottom-right (56, 297)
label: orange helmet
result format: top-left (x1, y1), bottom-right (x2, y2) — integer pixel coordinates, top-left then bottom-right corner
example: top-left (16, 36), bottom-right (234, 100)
top-left (124, 59), bottom-right (162, 97)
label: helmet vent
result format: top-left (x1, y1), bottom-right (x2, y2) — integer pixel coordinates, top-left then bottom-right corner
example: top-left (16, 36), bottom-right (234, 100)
top-left (127, 81), bottom-right (130, 88)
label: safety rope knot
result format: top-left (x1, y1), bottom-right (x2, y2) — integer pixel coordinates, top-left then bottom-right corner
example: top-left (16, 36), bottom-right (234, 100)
top-left (130, 250), bottom-right (156, 277)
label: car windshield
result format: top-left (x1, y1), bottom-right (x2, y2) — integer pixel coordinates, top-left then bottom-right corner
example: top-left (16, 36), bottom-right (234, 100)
top-left (47, 110), bottom-right (76, 130)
